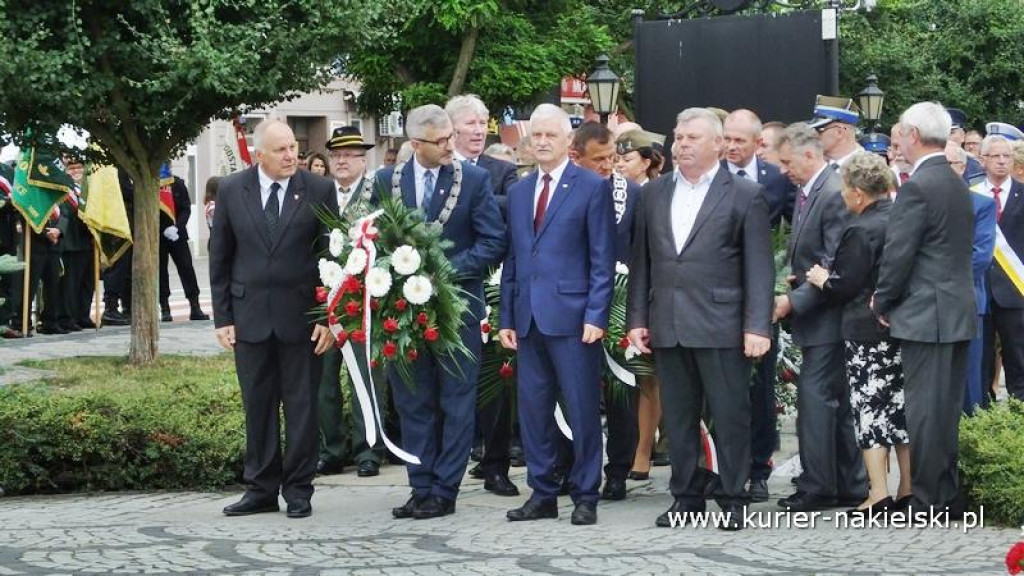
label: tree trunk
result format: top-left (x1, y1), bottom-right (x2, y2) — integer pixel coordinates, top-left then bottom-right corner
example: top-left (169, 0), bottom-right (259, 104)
top-left (447, 24), bottom-right (480, 97)
top-left (128, 168), bottom-right (160, 364)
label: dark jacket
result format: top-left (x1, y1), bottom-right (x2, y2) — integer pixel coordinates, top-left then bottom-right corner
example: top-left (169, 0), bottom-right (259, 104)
top-left (988, 179), bottom-right (1024, 309)
top-left (476, 154), bottom-right (518, 220)
top-left (160, 176), bottom-right (193, 242)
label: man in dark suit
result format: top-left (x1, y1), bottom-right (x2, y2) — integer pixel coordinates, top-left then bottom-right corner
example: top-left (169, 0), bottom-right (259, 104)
top-left (499, 104), bottom-right (615, 526)
top-left (774, 123), bottom-right (866, 512)
top-left (160, 174), bottom-right (209, 322)
top-left (57, 158), bottom-right (95, 331)
top-left (978, 134), bottom-right (1024, 401)
top-left (210, 118), bottom-right (336, 519)
top-left (873, 102), bottom-right (977, 514)
top-left (445, 94), bottom-right (520, 497)
top-left (375, 104), bottom-right (506, 520)
top-left (626, 107), bottom-right (773, 530)
top-left (723, 109), bottom-right (796, 502)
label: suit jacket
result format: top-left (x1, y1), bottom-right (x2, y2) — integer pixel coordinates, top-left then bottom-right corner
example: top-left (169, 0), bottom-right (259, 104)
top-left (873, 155), bottom-right (977, 343)
top-left (160, 176), bottom-right (193, 242)
top-left (500, 161), bottom-right (615, 337)
top-left (625, 169), bottom-right (773, 348)
top-left (57, 199), bottom-right (92, 252)
top-left (970, 192), bottom-right (996, 315)
top-left (786, 164), bottom-right (850, 347)
top-left (374, 160), bottom-right (506, 322)
top-left (475, 154), bottom-right (518, 219)
top-left (723, 159), bottom-right (796, 228)
top-left (818, 198), bottom-right (892, 342)
top-left (989, 178), bottom-right (1024, 309)
top-left (209, 166), bottom-right (336, 344)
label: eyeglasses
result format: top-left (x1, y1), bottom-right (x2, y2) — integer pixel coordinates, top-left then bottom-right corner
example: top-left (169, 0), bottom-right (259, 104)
top-left (815, 124), bottom-right (841, 135)
top-left (982, 153), bottom-right (1012, 160)
top-left (413, 133), bottom-right (455, 148)
top-left (328, 151), bottom-right (366, 160)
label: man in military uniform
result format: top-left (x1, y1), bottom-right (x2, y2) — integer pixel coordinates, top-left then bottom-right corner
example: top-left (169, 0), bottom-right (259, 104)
top-left (807, 96), bottom-right (863, 168)
top-left (159, 173), bottom-right (209, 322)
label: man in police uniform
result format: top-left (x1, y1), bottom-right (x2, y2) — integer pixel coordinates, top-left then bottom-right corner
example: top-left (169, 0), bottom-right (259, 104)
top-left (859, 133), bottom-right (890, 159)
top-left (807, 96), bottom-right (863, 168)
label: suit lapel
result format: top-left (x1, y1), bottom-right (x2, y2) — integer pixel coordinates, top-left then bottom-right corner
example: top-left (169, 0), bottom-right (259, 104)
top-left (241, 167), bottom-right (272, 251)
top-left (518, 171), bottom-right (538, 240)
top-left (653, 176), bottom-right (676, 256)
top-left (789, 164), bottom-right (832, 261)
top-left (271, 172), bottom-right (304, 252)
top-left (427, 163), bottom-right (454, 221)
top-left (679, 169), bottom-right (730, 257)
top-left (534, 162), bottom-right (575, 243)
top-left (400, 162), bottom-right (417, 210)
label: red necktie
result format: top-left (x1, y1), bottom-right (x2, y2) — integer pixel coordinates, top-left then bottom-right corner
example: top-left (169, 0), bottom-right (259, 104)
top-left (900, 172), bottom-right (909, 184)
top-left (993, 186), bottom-right (1003, 222)
top-left (534, 174), bottom-right (552, 232)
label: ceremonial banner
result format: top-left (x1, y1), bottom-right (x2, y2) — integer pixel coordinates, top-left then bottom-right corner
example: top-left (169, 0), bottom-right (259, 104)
top-left (81, 165), bottom-right (132, 267)
top-left (995, 226), bottom-right (1024, 297)
top-left (159, 164), bottom-right (176, 220)
top-left (11, 146), bottom-right (73, 233)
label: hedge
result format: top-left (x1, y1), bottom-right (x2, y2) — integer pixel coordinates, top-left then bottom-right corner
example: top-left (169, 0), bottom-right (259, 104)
top-left (960, 398), bottom-right (1024, 526)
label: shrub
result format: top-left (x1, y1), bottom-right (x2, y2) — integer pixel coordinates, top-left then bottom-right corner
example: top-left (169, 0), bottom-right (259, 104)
top-left (959, 398), bottom-right (1024, 526)
top-left (0, 355), bottom-right (245, 494)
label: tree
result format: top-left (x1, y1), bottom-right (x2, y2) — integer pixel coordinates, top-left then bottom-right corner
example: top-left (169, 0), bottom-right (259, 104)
top-left (0, 0), bottom-right (375, 363)
top-left (344, 0), bottom-right (615, 118)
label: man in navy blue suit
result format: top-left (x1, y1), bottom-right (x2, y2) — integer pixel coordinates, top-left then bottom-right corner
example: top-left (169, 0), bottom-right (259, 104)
top-left (499, 104), bottom-right (616, 525)
top-left (374, 104), bottom-right (506, 519)
top-left (722, 109), bottom-right (795, 502)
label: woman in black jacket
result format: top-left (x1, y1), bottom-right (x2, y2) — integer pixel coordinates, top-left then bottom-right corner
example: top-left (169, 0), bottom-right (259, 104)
top-left (806, 151), bottom-right (910, 517)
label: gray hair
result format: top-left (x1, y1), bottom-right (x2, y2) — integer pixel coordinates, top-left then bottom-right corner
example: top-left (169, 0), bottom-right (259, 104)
top-left (530, 104), bottom-right (572, 134)
top-left (776, 123), bottom-right (824, 155)
top-left (980, 134), bottom-right (1012, 156)
top-left (724, 109), bottom-right (763, 137)
top-left (445, 94), bottom-right (489, 124)
top-left (899, 102), bottom-right (951, 148)
top-left (405, 104), bottom-right (452, 140)
top-left (842, 151), bottom-right (892, 198)
top-left (253, 116), bottom-right (290, 152)
top-left (676, 108), bottom-right (723, 137)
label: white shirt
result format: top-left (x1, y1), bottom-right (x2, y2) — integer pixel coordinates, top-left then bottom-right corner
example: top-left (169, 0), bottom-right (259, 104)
top-left (336, 174), bottom-right (363, 214)
top-left (980, 175), bottom-right (1013, 210)
top-left (412, 158), bottom-right (440, 208)
top-left (727, 157), bottom-right (758, 183)
top-left (910, 151), bottom-right (946, 175)
top-left (534, 157), bottom-right (570, 218)
top-left (671, 164), bottom-right (719, 252)
top-left (257, 166), bottom-right (289, 215)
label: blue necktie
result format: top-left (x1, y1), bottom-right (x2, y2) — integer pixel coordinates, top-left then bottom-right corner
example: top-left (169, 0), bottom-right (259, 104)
top-left (422, 170), bottom-right (435, 211)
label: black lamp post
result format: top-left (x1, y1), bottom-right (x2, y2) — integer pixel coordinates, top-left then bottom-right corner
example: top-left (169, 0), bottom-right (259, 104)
top-left (856, 73), bottom-right (885, 133)
top-left (587, 54), bottom-right (621, 125)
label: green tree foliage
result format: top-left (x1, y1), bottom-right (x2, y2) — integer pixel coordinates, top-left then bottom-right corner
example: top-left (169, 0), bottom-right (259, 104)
top-left (0, 0), bottom-right (373, 363)
top-left (345, 0), bottom-right (615, 117)
top-left (840, 0), bottom-right (1024, 130)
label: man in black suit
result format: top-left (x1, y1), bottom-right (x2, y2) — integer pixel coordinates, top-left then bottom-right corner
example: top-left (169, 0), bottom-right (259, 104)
top-left (723, 109), bottom-right (797, 502)
top-left (160, 174), bottom-right (209, 322)
top-left (978, 134), bottom-right (1024, 400)
top-left (210, 118), bottom-right (336, 519)
top-left (627, 107), bottom-right (773, 530)
top-left (774, 124), bottom-right (866, 512)
top-left (445, 94), bottom-right (521, 498)
top-left (57, 158), bottom-right (95, 331)
top-left (873, 102), bottom-right (977, 514)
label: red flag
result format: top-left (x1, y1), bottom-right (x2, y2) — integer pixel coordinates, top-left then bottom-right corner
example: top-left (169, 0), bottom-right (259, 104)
top-left (233, 117), bottom-right (253, 167)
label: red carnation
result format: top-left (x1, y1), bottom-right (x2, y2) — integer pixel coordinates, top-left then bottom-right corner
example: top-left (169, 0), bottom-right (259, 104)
top-left (327, 311), bottom-right (337, 325)
top-left (481, 322), bottom-right (492, 334)
top-left (424, 326), bottom-right (439, 342)
top-left (407, 349), bottom-right (419, 361)
top-left (316, 286), bottom-right (328, 303)
top-left (370, 298), bottom-right (380, 311)
top-left (345, 300), bottom-right (361, 317)
top-left (1007, 542), bottom-right (1024, 575)
top-left (780, 367), bottom-right (797, 383)
top-left (350, 329), bottom-right (366, 344)
top-left (342, 275), bottom-right (361, 295)
top-left (382, 341), bottom-right (397, 358)
top-left (499, 361), bottom-right (514, 379)
top-left (618, 336), bottom-right (630, 349)
top-left (417, 312), bottom-right (429, 326)
top-left (383, 317), bottom-right (399, 333)
top-left (395, 298), bottom-right (408, 312)
top-left (335, 329), bottom-right (348, 346)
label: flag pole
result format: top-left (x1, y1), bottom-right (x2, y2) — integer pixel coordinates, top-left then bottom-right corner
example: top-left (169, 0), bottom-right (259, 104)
top-left (20, 224), bottom-right (31, 337)
top-left (93, 243), bottom-right (101, 330)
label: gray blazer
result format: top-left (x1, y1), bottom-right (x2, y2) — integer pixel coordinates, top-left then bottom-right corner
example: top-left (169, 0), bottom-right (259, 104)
top-left (626, 168), bottom-right (773, 349)
top-left (873, 155), bottom-right (977, 343)
top-left (786, 164), bottom-right (850, 347)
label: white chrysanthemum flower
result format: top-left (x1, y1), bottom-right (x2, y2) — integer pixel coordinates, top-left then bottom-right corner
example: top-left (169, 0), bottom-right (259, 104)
top-left (318, 258), bottom-right (345, 290)
top-left (624, 343), bottom-right (641, 360)
top-left (345, 247), bottom-right (369, 275)
top-left (365, 267), bottom-right (393, 298)
top-left (328, 229), bottom-right (346, 257)
top-left (403, 275), bottom-right (433, 305)
top-left (391, 245), bottom-right (422, 276)
top-left (348, 224), bottom-right (363, 241)
top-left (615, 261), bottom-right (630, 276)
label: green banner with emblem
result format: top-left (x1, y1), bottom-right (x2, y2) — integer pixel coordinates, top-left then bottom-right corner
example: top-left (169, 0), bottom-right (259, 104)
top-left (11, 145), bottom-right (74, 234)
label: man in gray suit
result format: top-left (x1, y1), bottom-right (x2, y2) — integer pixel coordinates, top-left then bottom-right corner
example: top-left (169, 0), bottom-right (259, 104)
top-left (773, 124), bottom-right (867, 512)
top-left (873, 102), bottom-right (976, 515)
top-left (627, 108), bottom-right (773, 531)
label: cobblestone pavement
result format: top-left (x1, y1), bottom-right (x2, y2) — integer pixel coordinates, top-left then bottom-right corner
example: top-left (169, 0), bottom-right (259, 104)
top-left (0, 307), bottom-right (1019, 574)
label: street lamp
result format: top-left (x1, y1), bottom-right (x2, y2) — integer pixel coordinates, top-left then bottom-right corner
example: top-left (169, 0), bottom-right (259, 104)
top-left (587, 54), bottom-right (621, 124)
top-left (856, 73), bottom-right (885, 133)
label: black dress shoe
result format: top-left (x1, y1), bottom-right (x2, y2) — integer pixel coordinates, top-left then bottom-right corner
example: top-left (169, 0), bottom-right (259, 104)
top-left (507, 497), bottom-right (558, 521)
top-left (316, 459), bottom-right (345, 476)
top-left (891, 494), bottom-right (913, 511)
top-left (413, 495), bottom-right (455, 519)
top-left (37, 324), bottom-right (69, 335)
top-left (59, 321), bottom-right (83, 332)
top-left (718, 503), bottom-right (745, 531)
top-left (748, 478), bottom-right (769, 503)
top-left (357, 461), bottom-right (380, 477)
top-left (777, 491), bottom-right (838, 512)
top-left (484, 473), bottom-right (520, 496)
top-left (101, 311), bottom-right (129, 326)
top-left (469, 463), bottom-right (485, 479)
top-left (286, 500), bottom-right (312, 518)
top-left (600, 478), bottom-right (626, 501)
top-left (161, 310), bottom-right (173, 322)
top-left (845, 496), bottom-right (894, 517)
top-left (392, 494), bottom-right (427, 519)
top-left (656, 498), bottom-right (706, 527)
top-left (77, 318), bottom-right (96, 329)
top-left (571, 501), bottom-right (597, 525)
top-left (627, 470), bottom-right (650, 481)
top-left (223, 495), bottom-right (279, 516)
top-left (189, 307), bottom-right (210, 321)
